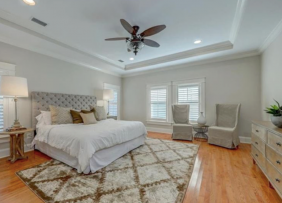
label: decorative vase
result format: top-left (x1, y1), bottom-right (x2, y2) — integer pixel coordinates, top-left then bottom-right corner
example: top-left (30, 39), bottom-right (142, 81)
top-left (197, 112), bottom-right (206, 127)
top-left (271, 115), bottom-right (282, 128)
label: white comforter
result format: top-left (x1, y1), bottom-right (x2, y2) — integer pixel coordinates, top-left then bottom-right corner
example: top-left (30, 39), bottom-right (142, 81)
top-left (32, 119), bottom-right (147, 172)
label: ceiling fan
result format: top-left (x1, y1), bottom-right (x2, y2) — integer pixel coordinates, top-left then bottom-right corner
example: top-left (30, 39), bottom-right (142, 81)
top-left (105, 19), bottom-right (166, 56)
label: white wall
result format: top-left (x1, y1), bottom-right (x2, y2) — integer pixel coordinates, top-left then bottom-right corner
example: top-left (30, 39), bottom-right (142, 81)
top-left (122, 56), bottom-right (261, 138)
top-left (0, 41), bottom-right (121, 157)
top-left (261, 31), bottom-right (282, 120)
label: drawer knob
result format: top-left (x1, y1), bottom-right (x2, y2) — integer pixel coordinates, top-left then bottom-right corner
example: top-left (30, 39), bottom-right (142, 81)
top-left (256, 130), bottom-right (259, 133)
top-left (255, 154), bottom-right (258, 157)
top-left (277, 160), bottom-right (281, 165)
top-left (276, 178), bottom-right (281, 183)
top-left (277, 142), bottom-right (282, 147)
top-left (255, 142), bottom-right (258, 145)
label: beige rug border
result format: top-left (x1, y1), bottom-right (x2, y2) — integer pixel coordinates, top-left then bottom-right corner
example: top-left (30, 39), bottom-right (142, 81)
top-left (16, 138), bottom-right (200, 203)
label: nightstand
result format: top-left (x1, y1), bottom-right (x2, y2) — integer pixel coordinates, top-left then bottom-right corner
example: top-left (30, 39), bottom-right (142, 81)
top-left (0, 128), bottom-right (34, 163)
top-left (107, 116), bottom-right (117, 120)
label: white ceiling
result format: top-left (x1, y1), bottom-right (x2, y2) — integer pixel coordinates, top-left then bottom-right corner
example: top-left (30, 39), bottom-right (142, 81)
top-left (0, 0), bottom-right (281, 76)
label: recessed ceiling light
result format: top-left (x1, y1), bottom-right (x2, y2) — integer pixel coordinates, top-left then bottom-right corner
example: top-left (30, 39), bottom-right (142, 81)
top-left (194, 40), bottom-right (202, 44)
top-left (129, 58), bottom-right (134, 61)
top-left (23, 0), bottom-right (36, 6)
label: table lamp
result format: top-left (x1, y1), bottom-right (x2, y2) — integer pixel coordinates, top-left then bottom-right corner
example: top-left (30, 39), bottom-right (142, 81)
top-left (103, 89), bottom-right (114, 115)
top-left (0, 76), bottom-right (28, 129)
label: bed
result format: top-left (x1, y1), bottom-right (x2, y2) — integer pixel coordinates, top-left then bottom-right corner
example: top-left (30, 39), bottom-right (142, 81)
top-left (31, 92), bottom-right (147, 174)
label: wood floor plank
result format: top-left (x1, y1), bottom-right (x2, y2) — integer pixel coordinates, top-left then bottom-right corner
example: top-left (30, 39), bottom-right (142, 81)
top-left (0, 132), bottom-right (281, 203)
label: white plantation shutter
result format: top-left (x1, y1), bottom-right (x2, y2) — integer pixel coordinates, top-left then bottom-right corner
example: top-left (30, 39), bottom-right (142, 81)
top-left (177, 85), bottom-right (200, 121)
top-left (109, 90), bottom-right (118, 116)
top-left (150, 87), bottom-right (167, 120)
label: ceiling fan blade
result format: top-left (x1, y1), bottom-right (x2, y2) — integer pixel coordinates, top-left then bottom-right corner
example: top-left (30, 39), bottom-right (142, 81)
top-left (120, 19), bottom-right (134, 34)
top-left (105, 37), bottom-right (128, 41)
top-left (127, 48), bottom-right (131, 52)
top-left (143, 39), bottom-right (160, 47)
top-left (140, 25), bottom-right (166, 37)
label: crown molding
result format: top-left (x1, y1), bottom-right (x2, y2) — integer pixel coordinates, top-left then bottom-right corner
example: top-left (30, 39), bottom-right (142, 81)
top-left (122, 50), bottom-right (260, 78)
top-left (229, 0), bottom-right (247, 43)
top-left (259, 18), bottom-right (282, 53)
top-left (125, 41), bottom-right (233, 70)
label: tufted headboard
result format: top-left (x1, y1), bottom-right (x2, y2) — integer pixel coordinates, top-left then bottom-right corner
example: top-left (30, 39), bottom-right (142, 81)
top-left (31, 92), bottom-right (97, 129)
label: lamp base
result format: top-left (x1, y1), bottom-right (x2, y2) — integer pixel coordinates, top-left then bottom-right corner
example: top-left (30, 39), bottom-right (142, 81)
top-left (8, 120), bottom-right (26, 131)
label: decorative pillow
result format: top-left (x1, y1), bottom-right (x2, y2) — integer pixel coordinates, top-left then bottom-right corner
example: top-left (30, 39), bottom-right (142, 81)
top-left (70, 110), bottom-right (83, 124)
top-left (49, 105), bottom-right (73, 125)
top-left (80, 113), bottom-right (97, 125)
top-left (94, 106), bottom-right (107, 121)
top-left (41, 111), bottom-right (52, 125)
top-left (36, 114), bottom-right (45, 128)
top-left (89, 104), bottom-right (96, 110)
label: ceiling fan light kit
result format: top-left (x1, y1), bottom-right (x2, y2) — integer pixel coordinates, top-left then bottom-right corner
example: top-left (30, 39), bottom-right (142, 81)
top-left (105, 19), bottom-right (166, 56)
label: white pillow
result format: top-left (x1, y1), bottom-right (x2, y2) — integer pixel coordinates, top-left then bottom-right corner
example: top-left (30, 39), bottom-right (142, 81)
top-left (41, 111), bottom-right (52, 125)
top-left (36, 114), bottom-right (45, 128)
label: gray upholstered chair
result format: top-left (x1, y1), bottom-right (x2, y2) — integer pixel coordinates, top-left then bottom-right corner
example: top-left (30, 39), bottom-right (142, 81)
top-left (171, 104), bottom-right (193, 141)
top-left (208, 104), bottom-right (241, 149)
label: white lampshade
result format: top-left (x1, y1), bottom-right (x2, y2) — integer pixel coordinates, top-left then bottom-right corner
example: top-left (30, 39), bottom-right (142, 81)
top-left (0, 76), bottom-right (28, 97)
top-left (103, 89), bottom-right (114, 100)
top-left (97, 100), bottom-right (104, 106)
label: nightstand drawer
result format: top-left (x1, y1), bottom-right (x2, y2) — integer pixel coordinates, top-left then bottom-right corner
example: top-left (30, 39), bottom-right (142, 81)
top-left (252, 124), bottom-right (267, 142)
top-left (266, 145), bottom-right (282, 174)
top-left (268, 131), bottom-right (282, 154)
top-left (266, 160), bottom-right (282, 194)
top-left (251, 133), bottom-right (265, 155)
top-left (252, 145), bottom-right (266, 170)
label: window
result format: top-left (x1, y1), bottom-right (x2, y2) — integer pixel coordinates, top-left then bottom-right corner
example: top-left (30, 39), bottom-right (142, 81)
top-left (147, 78), bottom-right (205, 124)
top-left (147, 83), bottom-right (171, 125)
top-left (150, 87), bottom-right (167, 120)
top-left (104, 83), bottom-right (120, 119)
top-left (177, 84), bottom-right (200, 121)
top-left (0, 62), bottom-right (16, 130)
top-left (109, 89), bottom-right (118, 116)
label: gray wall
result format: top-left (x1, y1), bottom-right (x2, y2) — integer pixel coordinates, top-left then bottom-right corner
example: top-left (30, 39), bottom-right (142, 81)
top-left (0, 42), bottom-right (121, 157)
top-left (122, 56), bottom-right (261, 138)
top-left (261, 31), bottom-right (282, 120)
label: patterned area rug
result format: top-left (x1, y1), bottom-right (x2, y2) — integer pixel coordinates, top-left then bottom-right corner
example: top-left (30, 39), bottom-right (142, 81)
top-left (17, 138), bottom-right (199, 203)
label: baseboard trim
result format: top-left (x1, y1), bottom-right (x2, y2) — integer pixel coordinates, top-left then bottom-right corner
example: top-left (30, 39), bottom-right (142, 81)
top-left (0, 143), bottom-right (34, 159)
top-left (147, 127), bottom-right (251, 144)
top-left (147, 127), bottom-right (173, 134)
top-left (239, 136), bottom-right (251, 144)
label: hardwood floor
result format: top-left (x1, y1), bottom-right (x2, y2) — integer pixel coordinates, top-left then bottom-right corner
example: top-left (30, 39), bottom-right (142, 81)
top-left (0, 132), bottom-right (281, 203)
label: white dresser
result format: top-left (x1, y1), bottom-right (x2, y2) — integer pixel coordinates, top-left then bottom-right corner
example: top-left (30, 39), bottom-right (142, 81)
top-left (252, 121), bottom-right (282, 198)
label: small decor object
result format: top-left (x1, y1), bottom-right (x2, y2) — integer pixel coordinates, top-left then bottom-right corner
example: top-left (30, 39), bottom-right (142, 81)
top-left (197, 112), bottom-right (206, 127)
top-left (193, 125), bottom-right (209, 141)
top-left (265, 99), bottom-right (282, 128)
top-left (0, 76), bottom-right (28, 130)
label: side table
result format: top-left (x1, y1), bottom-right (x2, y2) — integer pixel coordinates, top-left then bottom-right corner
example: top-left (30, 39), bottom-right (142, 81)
top-left (0, 128), bottom-right (34, 163)
top-left (192, 125), bottom-right (209, 141)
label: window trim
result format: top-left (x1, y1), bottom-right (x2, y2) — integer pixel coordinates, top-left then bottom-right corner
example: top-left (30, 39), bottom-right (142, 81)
top-left (146, 82), bottom-right (171, 125)
top-left (103, 83), bottom-right (121, 120)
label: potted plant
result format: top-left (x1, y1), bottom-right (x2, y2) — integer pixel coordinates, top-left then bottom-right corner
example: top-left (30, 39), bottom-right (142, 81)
top-left (265, 100), bottom-right (282, 128)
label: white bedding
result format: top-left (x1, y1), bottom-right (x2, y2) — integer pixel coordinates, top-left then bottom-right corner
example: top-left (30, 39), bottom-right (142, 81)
top-left (32, 119), bottom-right (147, 172)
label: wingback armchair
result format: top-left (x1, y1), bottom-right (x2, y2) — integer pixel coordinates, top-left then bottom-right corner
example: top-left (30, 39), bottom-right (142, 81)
top-left (171, 104), bottom-right (193, 141)
top-left (208, 104), bottom-right (241, 149)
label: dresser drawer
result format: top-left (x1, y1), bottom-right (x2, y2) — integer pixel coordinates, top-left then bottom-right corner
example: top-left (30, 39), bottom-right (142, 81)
top-left (268, 131), bottom-right (282, 154)
top-left (252, 124), bottom-right (267, 142)
top-left (251, 133), bottom-right (265, 155)
top-left (266, 160), bottom-right (282, 194)
top-left (266, 145), bottom-right (282, 174)
top-left (252, 145), bottom-right (266, 170)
